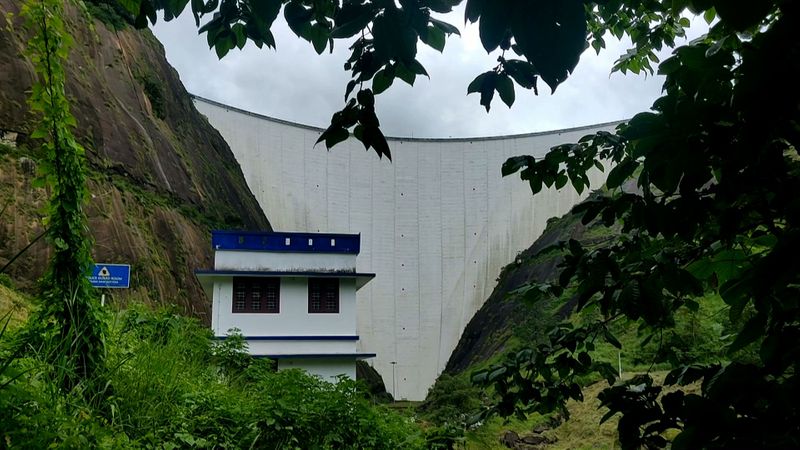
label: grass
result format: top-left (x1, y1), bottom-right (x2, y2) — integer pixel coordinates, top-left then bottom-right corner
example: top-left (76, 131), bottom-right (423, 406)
top-left (0, 282), bottom-right (30, 328)
top-left (464, 371), bottom-right (701, 449)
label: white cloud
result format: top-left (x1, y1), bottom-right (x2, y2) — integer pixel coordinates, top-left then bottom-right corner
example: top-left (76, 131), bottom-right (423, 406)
top-left (152, 8), bottom-right (708, 138)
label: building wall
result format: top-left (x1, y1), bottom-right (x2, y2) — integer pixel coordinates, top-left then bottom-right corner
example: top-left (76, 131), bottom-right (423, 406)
top-left (214, 250), bottom-right (356, 273)
top-left (194, 97), bottom-right (617, 400)
top-left (212, 277), bottom-right (358, 338)
top-left (245, 339), bottom-right (357, 355)
top-left (278, 358), bottom-right (357, 381)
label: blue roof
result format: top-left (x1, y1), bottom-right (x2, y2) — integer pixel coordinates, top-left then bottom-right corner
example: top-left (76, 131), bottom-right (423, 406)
top-left (212, 230), bottom-right (360, 254)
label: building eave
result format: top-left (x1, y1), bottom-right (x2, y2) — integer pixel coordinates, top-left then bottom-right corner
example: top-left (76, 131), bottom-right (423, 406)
top-left (195, 269), bottom-right (375, 290)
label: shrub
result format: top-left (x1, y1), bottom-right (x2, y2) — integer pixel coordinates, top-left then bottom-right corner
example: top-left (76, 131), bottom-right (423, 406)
top-left (0, 306), bottom-right (424, 448)
top-left (84, 0), bottom-right (131, 30)
top-left (0, 274), bottom-right (13, 288)
top-left (419, 373), bottom-right (483, 426)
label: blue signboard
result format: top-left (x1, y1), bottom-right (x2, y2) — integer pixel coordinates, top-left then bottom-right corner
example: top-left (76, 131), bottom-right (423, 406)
top-left (88, 263), bottom-right (130, 289)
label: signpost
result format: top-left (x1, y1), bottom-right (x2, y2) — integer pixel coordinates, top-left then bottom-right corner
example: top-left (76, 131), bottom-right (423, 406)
top-left (88, 263), bottom-right (130, 305)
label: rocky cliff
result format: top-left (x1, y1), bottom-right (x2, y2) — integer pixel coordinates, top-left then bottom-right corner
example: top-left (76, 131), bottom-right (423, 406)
top-left (0, 0), bottom-right (269, 319)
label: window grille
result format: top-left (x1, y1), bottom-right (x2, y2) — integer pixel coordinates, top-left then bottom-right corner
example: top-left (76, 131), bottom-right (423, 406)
top-left (308, 278), bottom-right (339, 313)
top-left (232, 277), bottom-right (279, 313)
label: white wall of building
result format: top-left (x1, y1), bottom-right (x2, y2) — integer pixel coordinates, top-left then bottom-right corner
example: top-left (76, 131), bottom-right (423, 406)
top-left (212, 277), bottom-right (358, 338)
top-left (278, 358), bottom-right (357, 381)
top-left (245, 339), bottom-right (357, 355)
top-left (195, 97), bottom-right (617, 400)
top-left (214, 250), bottom-right (356, 273)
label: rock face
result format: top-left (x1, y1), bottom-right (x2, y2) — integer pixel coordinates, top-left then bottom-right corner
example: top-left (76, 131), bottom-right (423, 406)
top-left (0, 1), bottom-right (269, 319)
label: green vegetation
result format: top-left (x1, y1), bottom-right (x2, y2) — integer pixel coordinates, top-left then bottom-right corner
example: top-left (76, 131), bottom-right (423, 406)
top-left (136, 72), bottom-right (166, 119)
top-left (22, 0), bottom-right (104, 392)
top-left (0, 302), bottom-right (424, 448)
top-left (84, 0), bottom-right (132, 30)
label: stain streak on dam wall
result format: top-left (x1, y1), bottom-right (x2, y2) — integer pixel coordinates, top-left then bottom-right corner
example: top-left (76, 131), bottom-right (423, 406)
top-left (194, 96), bottom-right (618, 400)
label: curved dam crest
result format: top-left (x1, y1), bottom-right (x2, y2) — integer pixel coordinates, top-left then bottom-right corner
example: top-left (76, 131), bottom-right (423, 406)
top-left (193, 96), bottom-right (619, 400)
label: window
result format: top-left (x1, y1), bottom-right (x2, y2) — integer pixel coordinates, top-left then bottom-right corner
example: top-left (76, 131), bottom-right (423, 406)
top-left (232, 277), bottom-right (279, 313)
top-left (308, 278), bottom-right (339, 313)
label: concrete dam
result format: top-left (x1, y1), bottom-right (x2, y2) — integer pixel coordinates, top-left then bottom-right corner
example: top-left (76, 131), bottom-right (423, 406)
top-left (194, 96), bottom-right (617, 400)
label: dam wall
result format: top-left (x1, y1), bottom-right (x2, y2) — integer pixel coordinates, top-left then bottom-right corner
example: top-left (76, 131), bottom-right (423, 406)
top-left (194, 96), bottom-right (618, 400)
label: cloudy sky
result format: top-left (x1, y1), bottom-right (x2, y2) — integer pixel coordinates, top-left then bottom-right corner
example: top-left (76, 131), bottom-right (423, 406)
top-left (152, 7), bottom-right (707, 138)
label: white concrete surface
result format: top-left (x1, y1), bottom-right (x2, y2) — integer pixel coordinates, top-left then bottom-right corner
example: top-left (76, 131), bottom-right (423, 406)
top-left (194, 96), bottom-right (617, 400)
top-left (246, 340), bottom-right (357, 355)
top-left (278, 358), bottom-right (357, 382)
top-left (214, 250), bottom-right (356, 273)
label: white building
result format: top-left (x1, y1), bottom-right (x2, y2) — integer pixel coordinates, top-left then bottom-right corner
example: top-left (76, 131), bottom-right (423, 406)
top-left (196, 230), bottom-right (375, 381)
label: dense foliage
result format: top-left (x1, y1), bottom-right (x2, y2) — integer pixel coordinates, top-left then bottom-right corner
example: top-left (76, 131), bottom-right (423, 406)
top-left (114, 0), bottom-right (799, 447)
top-left (0, 306), bottom-right (424, 448)
top-left (484, 2), bottom-right (800, 449)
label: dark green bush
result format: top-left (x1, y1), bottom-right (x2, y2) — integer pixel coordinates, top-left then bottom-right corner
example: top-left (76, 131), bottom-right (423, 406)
top-left (419, 373), bottom-right (483, 426)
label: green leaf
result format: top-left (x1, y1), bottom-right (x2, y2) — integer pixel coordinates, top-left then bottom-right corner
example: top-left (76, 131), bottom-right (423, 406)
top-left (429, 17), bottom-right (460, 36)
top-left (555, 173), bottom-right (569, 189)
top-left (603, 327), bottom-right (622, 349)
top-left (464, 0), bottom-right (483, 23)
top-left (357, 89), bottom-right (375, 108)
top-left (214, 35), bottom-right (234, 59)
top-left (606, 158), bottom-right (637, 189)
top-left (331, 6), bottom-right (373, 39)
top-left (703, 7), bottom-right (716, 24)
top-left (421, 25), bottom-right (446, 52)
top-left (495, 74), bottom-right (515, 107)
top-left (478, 3), bottom-right (508, 53)
top-left (395, 62), bottom-right (417, 86)
top-left (467, 72), bottom-right (490, 94)
top-left (504, 59), bottom-right (538, 92)
top-left (284, 1), bottom-right (312, 38)
top-left (232, 23), bottom-right (247, 49)
top-left (728, 313), bottom-right (766, 354)
top-left (248, 0), bottom-right (281, 26)
top-left (372, 68), bottom-right (394, 95)
top-left (487, 366), bottom-right (507, 382)
top-left (467, 71), bottom-right (497, 112)
top-left (317, 127), bottom-right (349, 149)
top-left (510, 0), bottom-right (586, 92)
top-left (471, 369), bottom-right (488, 384)
top-left (362, 126), bottom-right (391, 160)
top-left (309, 25), bottom-right (329, 54)
top-left (502, 155), bottom-right (533, 176)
